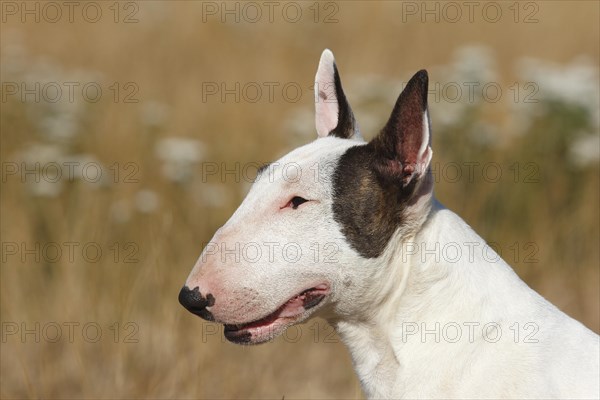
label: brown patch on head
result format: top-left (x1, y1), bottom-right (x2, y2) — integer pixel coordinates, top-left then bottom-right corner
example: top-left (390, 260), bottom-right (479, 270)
top-left (332, 143), bottom-right (419, 259)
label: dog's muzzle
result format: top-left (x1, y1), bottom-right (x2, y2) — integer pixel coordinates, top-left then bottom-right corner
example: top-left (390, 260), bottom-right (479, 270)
top-left (178, 286), bottom-right (215, 321)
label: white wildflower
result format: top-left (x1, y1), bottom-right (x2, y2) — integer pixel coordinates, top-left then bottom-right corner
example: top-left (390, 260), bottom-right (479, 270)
top-left (16, 143), bottom-right (65, 197)
top-left (517, 56), bottom-right (599, 129)
top-left (449, 45), bottom-right (497, 83)
top-left (59, 154), bottom-right (107, 187)
top-left (135, 190), bottom-right (160, 213)
top-left (155, 137), bottom-right (205, 183)
top-left (569, 134), bottom-right (600, 168)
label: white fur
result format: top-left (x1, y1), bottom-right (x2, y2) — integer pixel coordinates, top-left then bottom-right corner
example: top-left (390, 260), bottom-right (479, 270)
top-left (333, 203), bottom-right (600, 399)
top-left (184, 51), bottom-right (600, 399)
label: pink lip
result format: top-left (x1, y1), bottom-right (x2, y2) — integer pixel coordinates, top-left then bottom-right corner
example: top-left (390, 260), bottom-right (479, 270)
top-left (223, 284), bottom-right (330, 344)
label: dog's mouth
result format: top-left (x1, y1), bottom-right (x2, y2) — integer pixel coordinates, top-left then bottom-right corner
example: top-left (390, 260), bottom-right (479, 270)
top-left (223, 284), bottom-right (329, 344)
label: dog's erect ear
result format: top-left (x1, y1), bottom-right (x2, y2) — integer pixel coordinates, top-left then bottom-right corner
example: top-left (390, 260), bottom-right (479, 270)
top-left (314, 49), bottom-right (360, 139)
top-left (372, 70), bottom-right (433, 188)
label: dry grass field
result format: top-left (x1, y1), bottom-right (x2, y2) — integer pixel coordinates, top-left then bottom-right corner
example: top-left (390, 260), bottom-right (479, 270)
top-left (1, 1), bottom-right (599, 399)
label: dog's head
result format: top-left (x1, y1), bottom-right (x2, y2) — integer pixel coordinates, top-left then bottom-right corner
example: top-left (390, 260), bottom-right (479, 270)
top-left (179, 50), bottom-right (434, 344)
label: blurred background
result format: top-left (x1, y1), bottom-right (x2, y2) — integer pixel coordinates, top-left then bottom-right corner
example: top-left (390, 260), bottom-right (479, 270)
top-left (1, 1), bottom-right (598, 398)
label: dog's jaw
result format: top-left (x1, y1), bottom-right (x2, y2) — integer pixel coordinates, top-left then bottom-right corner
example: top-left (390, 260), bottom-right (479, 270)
top-left (223, 284), bottom-right (330, 344)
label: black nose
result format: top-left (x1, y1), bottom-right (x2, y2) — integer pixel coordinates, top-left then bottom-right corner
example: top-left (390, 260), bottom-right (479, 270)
top-left (178, 286), bottom-right (215, 321)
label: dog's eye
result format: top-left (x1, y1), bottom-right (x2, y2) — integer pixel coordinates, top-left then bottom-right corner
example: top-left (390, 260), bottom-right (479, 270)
top-left (287, 196), bottom-right (309, 210)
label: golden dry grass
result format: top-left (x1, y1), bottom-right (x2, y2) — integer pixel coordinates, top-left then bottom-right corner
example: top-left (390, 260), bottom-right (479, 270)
top-left (1, 1), bottom-right (599, 399)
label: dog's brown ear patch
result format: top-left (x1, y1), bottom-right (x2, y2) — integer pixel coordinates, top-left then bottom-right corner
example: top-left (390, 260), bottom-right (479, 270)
top-left (332, 144), bottom-right (416, 259)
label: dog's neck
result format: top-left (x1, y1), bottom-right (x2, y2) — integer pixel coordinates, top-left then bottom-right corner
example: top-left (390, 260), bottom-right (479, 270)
top-left (327, 199), bottom-right (535, 398)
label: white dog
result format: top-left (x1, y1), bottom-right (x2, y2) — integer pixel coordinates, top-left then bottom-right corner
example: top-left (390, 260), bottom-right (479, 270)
top-left (179, 49), bottom-right (600, 399)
